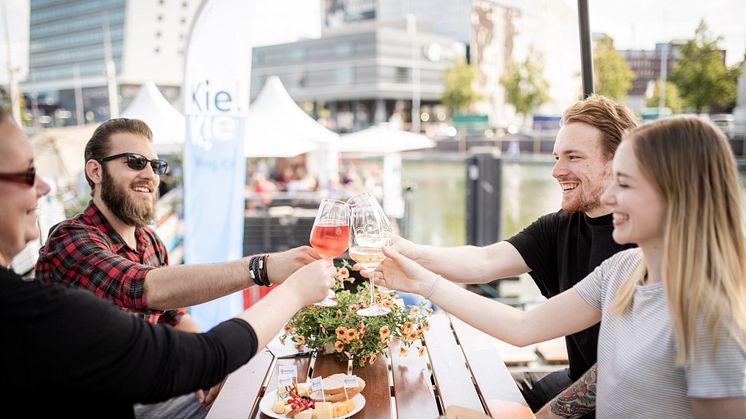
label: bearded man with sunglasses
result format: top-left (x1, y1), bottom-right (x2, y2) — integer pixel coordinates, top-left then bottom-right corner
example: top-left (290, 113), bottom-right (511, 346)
top-left (35, 118), bottom-right (320, 419)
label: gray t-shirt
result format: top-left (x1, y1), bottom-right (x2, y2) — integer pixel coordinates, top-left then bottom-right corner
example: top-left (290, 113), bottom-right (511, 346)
top-left (574, 248), bottom-right (746, 418)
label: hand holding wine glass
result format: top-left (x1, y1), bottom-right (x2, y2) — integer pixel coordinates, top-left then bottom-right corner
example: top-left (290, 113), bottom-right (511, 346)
top-left (349, 205), bottom-right (391, 316)
top-left (309, 199), bottom-right (350, 306)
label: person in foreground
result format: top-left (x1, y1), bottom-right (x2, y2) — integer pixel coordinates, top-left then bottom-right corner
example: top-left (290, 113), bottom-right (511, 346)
top-left (34, 118), bottom-right (319, 416)
top-left (374, 116), bottom-right (746, 418)
top-left (0, 108), bottom-right (337, 418)
top-left (383, 95), bottom-right (638, 416)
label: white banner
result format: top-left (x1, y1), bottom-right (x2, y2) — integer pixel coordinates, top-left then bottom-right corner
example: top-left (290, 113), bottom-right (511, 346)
top-left (183, 0), bottom-right (252, 330)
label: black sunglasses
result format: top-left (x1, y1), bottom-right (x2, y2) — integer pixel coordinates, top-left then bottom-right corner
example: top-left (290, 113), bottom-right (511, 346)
top-left (0, 166), bottom-right (36, 187)
top-left (100, 153), bottom-right (169, 175)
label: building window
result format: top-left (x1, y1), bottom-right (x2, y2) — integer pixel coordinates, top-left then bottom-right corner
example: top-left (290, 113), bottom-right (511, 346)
top-left (336, 67), bottom-right (353, 85)
top-left (395, 67), bottom-right (409, 83)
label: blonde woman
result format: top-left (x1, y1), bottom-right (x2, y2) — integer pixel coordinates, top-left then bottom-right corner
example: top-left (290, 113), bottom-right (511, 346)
top-left (375, 116), bottom-right (746, 418)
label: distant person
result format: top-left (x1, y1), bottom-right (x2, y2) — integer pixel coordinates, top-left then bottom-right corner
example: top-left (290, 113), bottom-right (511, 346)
top-left (382, 96), bottom-right (639, 416)
top-left (35, 118), bottom-right (321, 418)
top-left (0, 106), bottom-right (337, 418)
top-left (377, 116), bottom-right (746, 418)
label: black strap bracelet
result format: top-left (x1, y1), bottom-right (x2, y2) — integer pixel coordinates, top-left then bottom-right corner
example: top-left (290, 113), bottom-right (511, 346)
top-left (248, 254), bottom-right (271, 287)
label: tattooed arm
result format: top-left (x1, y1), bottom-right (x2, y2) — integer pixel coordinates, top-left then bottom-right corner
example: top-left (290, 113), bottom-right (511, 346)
top-left (535, 364), bottom-right (598, 419)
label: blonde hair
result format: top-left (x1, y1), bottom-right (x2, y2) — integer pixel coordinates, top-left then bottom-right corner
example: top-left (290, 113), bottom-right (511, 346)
top-left (561, 95), bottom-right (638, 159)
top-left (610, 116), bottom-right (746, 365)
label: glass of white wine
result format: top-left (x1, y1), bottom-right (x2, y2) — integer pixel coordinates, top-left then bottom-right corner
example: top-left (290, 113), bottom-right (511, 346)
top-left (347, 193), bottom-right (395, 294)
top-left (349, 204), bottom-right (391, 316)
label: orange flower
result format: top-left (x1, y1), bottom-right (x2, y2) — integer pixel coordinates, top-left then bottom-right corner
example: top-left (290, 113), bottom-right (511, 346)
top-left (293, 335), bottom-right (305, 344)
top-left (335, 309), bottom-right (342, 319)
top-left (357, 340), bottom-right (364, 348)
top-left (357, 321), bottom-right (365, 331)
top-left (423, 321), bottom-right (430, 331)
top-left (349, 304), bottom-right (360, 312)
top-left (295, 344), bottom-right (304, 351)
top-left (336, 326), bottom-right (347, 340)
top-left (337, 267), bottom-right (350, 279)
top-left (283, 325), bottom-right (295, 334)
top-left (346, 329), bottom-right (358, 340)
top-left (335, 341), bottom-right (345, 352)
top-left (369, 354), bottom-right (378, 365)
top-left (382, 300), bottom-right (394, 309)
top-left (418, 346), bottom-right (426, 357)
top-left (399, 346), bottom-right (409, 356)
top-left (408, 306), bottom-right (421, 317)
top-left (379, 326), bottom-right (391, 340)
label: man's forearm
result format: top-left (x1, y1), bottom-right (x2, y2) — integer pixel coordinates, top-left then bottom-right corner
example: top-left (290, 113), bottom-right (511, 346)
top-left (411, 241), bottom-right (528, 284)
top-left (144, 259), bottom-right (252, 310)
top-left (538, 364), bottom-right (597, 418)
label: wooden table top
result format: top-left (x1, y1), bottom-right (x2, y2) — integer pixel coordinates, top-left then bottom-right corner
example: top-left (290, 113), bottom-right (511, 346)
top-left (207, 312), bottom-right (532, 419)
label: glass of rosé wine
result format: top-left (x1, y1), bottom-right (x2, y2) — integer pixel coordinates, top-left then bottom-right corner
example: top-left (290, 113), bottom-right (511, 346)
top-left (309, 199), bottom-right (350, 306)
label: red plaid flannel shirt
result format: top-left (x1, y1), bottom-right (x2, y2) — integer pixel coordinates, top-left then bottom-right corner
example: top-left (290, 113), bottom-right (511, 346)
top-left (35, 202), bottom-right (185, 326)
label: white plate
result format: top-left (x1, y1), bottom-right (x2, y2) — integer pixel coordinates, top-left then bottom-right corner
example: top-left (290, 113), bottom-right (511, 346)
top-left (259, 389), bottom-right (366, 419)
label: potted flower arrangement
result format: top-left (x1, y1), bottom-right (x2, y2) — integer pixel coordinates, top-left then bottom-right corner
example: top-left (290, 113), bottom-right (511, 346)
top-left (280, 261), bottom-right (431, 366)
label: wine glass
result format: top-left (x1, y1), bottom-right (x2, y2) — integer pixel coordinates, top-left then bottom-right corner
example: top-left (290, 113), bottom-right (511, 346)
top-left (310, 199), bottom-right (350, 306)
top-left (349, 205), bottom-right (391, 316)
top-left (347, 194), bottom-right (395, 293)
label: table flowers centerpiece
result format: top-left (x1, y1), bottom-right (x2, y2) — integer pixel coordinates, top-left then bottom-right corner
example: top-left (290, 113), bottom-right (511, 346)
top-left (280, 261), bottom-right (431, 366)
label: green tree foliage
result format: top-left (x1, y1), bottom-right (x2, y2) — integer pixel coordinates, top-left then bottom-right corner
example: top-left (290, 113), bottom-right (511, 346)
top-left (593, 35), bottom-right (635, 100)
top-left (670, 20), bottom-right (741, 113)
top-left (499, 48), bottom-right (550, 118)
top-left (440, 59), bottom-right (483, 112)
top-left (646, 80), bottom-right (684, 114)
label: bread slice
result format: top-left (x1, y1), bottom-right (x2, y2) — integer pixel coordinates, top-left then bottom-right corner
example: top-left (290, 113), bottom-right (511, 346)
top-left (309, 374), bottom-right (366, 403)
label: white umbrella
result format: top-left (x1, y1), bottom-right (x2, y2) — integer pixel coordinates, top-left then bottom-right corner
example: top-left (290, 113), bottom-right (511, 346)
top-left (339, 124), bottom-right (435, 154)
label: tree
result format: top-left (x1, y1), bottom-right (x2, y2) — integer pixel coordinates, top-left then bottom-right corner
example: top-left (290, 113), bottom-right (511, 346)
top-left (593, 35), bottom-right (635, 100)
top-left (646, 80), bottom-right (684, 114)
top-left (499, 48), bottom-right (550, 121)
top-left (670, 20), bottom-right (740, 113)
top-left (440, 59), bottom-right (483, 113)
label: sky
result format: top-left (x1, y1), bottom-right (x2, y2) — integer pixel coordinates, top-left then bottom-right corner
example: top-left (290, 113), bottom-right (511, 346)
top-left (1, 0), bottom-right (744, 85)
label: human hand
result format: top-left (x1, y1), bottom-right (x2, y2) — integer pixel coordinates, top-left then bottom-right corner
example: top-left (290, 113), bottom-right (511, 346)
top-left (283, 259), bottom-right (336, 306)
top-left (359, 246), bottom-right (437, 296)
top-left (350, 235), bottom-right (417, 274)
top-left (197, 377), bottom-right (226, 410)
top-left (266, 246), bottom-right (321, 284)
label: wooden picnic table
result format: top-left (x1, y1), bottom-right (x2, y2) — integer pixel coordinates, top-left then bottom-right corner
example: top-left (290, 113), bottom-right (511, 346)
top-left (207, 312), bottom-right (532, 419)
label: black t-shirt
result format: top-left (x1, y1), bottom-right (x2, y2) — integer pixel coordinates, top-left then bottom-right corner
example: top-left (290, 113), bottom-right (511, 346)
top-left (0, 267), bottom-right (258, 418)
top-left (506, 210), bottom-right (635, 380)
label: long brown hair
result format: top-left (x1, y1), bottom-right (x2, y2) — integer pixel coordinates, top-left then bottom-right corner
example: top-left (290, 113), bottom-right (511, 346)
top-left (610, 116), bottom-right (746, 365)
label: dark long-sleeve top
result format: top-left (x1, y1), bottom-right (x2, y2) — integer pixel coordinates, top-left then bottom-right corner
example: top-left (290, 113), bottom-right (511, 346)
top-left (0, 267), bottom-right (257, 418)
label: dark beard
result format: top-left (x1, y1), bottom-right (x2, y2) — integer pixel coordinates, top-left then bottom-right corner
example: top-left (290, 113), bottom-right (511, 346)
top-left (100, 167), bottom-right (158, 227)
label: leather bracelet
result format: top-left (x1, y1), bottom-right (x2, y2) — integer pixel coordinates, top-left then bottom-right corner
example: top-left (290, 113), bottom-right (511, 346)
top-left (424, 274), bottom-right (442, 300)
top-left (248, 255), bottom-right (270, 287)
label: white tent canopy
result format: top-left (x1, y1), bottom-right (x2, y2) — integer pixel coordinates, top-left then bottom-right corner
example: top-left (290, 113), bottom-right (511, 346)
top-left (121, 81), bottom-right (185, 155)
top-left (29, 124), bottom-right (97, 193)
top-left (245, 76), bottom-right (338, 157)
top-left (339, 124), bottom-right (436, 154)
top-left (246, 76), bottom-right (340, 186)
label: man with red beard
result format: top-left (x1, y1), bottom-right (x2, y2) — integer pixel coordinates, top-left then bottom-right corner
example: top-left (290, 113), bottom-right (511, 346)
top-left (35, 118), bottom-right (320, 419)
top-left (387, 96), bottom-right (638, 418)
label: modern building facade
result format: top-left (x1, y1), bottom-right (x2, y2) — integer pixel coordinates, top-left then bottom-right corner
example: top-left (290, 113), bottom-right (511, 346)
top-left (319, 0), bottom-right (581, 127)
top-left (250, 19), bottom-right (464, 133)
top-left (23, 0), bottom-right (200, 126)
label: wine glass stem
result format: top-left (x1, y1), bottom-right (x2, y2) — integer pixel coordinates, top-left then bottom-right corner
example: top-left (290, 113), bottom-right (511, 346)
top-left (367, 269), bottom-right (375, 307)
